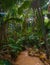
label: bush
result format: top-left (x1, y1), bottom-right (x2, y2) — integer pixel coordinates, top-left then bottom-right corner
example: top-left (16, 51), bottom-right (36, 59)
top-left (0, 60), bottom-right (12, 65)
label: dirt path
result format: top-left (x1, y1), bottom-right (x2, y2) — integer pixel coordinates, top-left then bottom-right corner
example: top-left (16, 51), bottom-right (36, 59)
top-left (15, 51), bottom-right (44, 65)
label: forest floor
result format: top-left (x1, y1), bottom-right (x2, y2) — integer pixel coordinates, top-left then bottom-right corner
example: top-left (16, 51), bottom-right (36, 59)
top-left (0, 50), bottom-right (50, 65)
top-left (15, 50), bottom-right (45, 65)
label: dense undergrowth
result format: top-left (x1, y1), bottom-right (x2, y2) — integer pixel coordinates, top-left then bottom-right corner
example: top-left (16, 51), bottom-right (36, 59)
top-left (0, 0), bottom-right (50, 65)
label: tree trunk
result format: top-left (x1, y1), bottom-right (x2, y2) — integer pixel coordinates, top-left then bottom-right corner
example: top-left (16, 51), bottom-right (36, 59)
top-left (37, 7), bottom-right (50, 59)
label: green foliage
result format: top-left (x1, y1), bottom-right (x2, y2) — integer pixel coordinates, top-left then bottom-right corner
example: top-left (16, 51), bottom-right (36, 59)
top-left (0, 0), bottom-right (50, 61)
top-left (15, 33), bottom-right (40, 49)
top-left (39, 0), bottom-right (49, 7)
top-left (8, 38), bottom-right (23, 54)
top-left (8, 38), bottom-right (16, 44)
top-left (0, 60), bottom-right (12, 65)
top-left (18, 0), bottom-right (31, 14)
top-left (1, 0), bottom-right (17, 11)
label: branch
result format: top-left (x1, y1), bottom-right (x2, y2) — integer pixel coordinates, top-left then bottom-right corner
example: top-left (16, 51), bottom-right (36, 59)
top-left (3, 17), bottom-right (22, 25)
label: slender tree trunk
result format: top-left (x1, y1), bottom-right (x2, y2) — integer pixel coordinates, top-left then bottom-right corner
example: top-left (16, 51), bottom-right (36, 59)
top-left (37, 7), bottom-right (49, 59)
top-left (31, 0), bottom-right (50, 59)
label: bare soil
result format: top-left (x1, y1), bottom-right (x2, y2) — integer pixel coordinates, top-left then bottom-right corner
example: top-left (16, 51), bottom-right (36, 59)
top-left (15, 50), bottom-right (44, 65)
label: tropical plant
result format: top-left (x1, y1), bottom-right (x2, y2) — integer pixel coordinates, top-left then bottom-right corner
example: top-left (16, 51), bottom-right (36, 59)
top-left (0, 0), bottom-right (50, 64)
